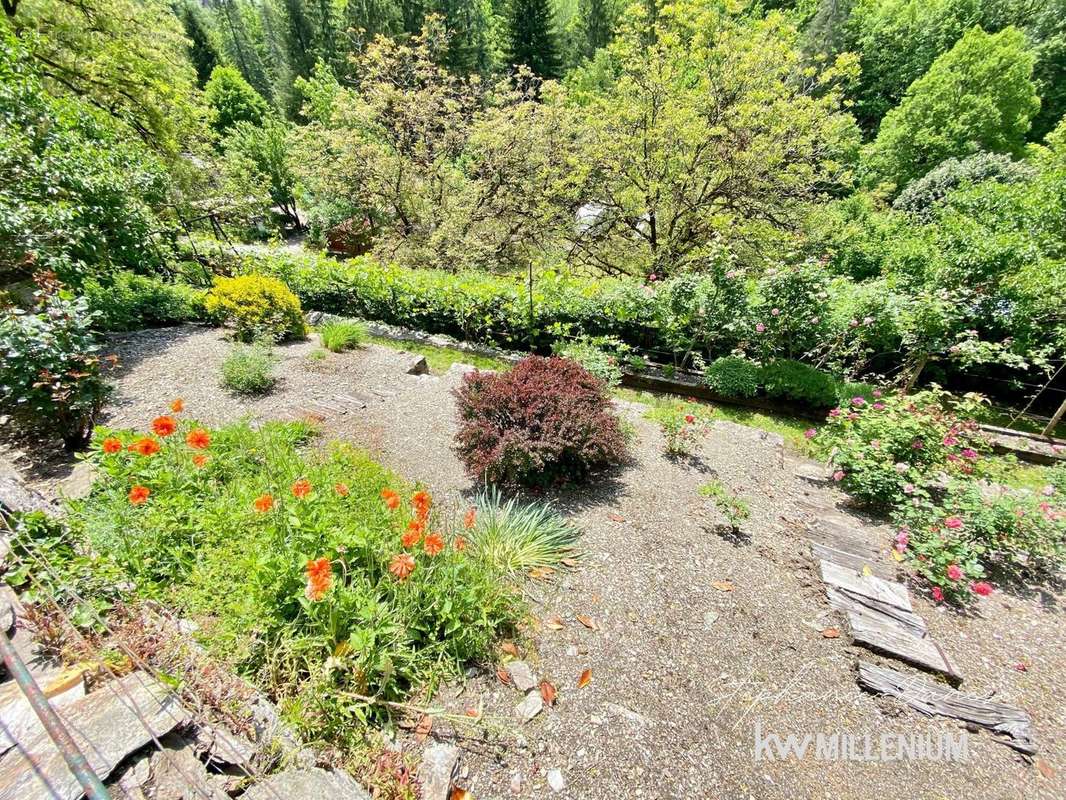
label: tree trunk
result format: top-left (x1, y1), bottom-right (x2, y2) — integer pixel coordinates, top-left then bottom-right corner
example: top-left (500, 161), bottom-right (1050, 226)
top-left (903, 353), bottom-right (928, 394)
top-left (1043, 396), bottom-right (1066, 438)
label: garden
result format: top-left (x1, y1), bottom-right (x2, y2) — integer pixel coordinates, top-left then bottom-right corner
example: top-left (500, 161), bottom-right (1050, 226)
top-left (1, 0), bottom-right (1065, 798)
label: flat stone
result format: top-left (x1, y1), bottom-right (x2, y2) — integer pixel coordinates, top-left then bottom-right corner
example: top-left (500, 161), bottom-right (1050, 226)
top-left (507, 661), bottom-right (537, 693)
top-left (106, 749), bottom-right (152, 800)
top-left (147, 733), bottom-right (228, 800)
top-left (546, 768), bottom-right (566, 793)
top-left (188, 721), bottom-right (257, 768)
top-left (403, 354), bottom-right (429, 375)
top-left (0, 670), bottom-right (86, 755)
top-left (0, 672), bottom-right (191, 800)
top-left (515, 691), bottom-right (544, 723)
top-left (606, 702), bottom-right (651, 726)
top-left (416, 743), bottom-right (459, 800)
top-left (56, 461), bottom-right (96, 500)
top-left (793, 462), bottom-right (830, 483)
top-left (703, 610), bottom-right (720, 629)
top-left (241, 767), bottom-right (370, 800)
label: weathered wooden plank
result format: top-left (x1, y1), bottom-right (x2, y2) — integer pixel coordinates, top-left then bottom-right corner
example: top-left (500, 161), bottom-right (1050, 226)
top-left (820, 560), bottom-right (913, 612)
top-left (857, 661), bottom-right (1036, 754)
top-left (811, 541), bottom-right (889, 577)
top-left (848, 614), bottom-right (960, 682)
top-left (825, 585), bottom-right (927, 637)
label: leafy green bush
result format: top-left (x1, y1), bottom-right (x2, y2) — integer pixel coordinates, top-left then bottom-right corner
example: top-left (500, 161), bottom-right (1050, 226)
top-left (893, 152), bottom-right (1035, 219)
top-left (205, 274), bottom-right (306, 342)
top-left (83, 272), bottom-right (207, 331)
top-left (0, 275), bottom-right (112, 449)
top-left (453, 357), bottom-right (628, 488)
top-left (698, 479), bottom-right (750, 531)
top-left (466, 487), bottom-right (581, 575)
top-left (759, 360), bottom-right (839, 408)
top-left (220, 344), bottom-right (277, 394)
top-left (553, 337), bottom-right (625, 389)
top-left (650, 403), bottom-right (712, 457)
top-left (703, 356), bottom-right (761, 398)
top-left (57, 416), bottom-right (521, 737)
top-left (318, 319), bottom-right (366, 352)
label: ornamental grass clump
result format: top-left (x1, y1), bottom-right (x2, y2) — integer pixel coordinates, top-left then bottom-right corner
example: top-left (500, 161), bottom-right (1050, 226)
top-left (466, 487), bottom-right (581, 575)
top-left (453, 356), bottom-right (627, 488)
top-left (38, 407), bottom-right (522, 743)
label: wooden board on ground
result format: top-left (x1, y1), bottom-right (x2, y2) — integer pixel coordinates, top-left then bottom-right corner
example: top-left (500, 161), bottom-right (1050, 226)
top-left (848, 614), bottom-right (960, 682)
top-left (820, 560), bottom-right (913, 612)
top-left (825, 586), bottom-right (927, 638)
top-left (857, 661), bottom-right (1035, 754)
top-left (811, 541), bottom-right (890, 578)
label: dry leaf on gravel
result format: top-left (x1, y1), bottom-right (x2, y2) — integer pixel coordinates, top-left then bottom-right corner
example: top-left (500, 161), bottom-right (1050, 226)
top-left (576, 614), bottom-right (599, 630)
top-left (540, 680), bottom-right (557, 706)
top-left (577, 669), bottom-right (592, 689)
top-left (560, 557), bottom-right (578, 567)
top-left (464, 706), bottom-right (481, 718)
top-left (450, 789), bottom-right (473, 800)
top-left (497, 667), bottom-right (512, 685)
top-left (607, 513), bottom-right (625, 522)
top-left (414, 714), bottom-right (432, 741)
top-left (1035, 758), bottom-right (1056, 779)
top-left (501, 641), bottom-right (519, 656)
top-left (544, 615), bottom-right (565, 630)
top-left (711, 580), bottom-right (734, 592)
top-left (821, 627), bottom-right (840, 639)
top-left (529, 566), bottom-right (555, 579)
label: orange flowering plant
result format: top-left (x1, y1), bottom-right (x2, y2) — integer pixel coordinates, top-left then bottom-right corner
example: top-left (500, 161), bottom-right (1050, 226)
top-left (72, 415), bottom-right (521, 735)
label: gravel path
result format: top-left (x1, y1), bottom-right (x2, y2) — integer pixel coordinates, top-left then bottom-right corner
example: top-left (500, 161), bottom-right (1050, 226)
top-left (2, 325), bottom-right (1062, 799)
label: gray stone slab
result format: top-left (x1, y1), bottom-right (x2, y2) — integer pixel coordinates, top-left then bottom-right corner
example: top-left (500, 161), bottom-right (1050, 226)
top-left (241, 767), bottom-right (370, 800)
top-left (147, 733), bottom-right (228, 800)
top-left (0, 672), bottom-right (191, 800)
top-left (417, 743), bottom-right (459, 800)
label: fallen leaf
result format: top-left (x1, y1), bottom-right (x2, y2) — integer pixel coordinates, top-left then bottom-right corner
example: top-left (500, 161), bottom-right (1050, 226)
top-left (576, 614), bottom-right (598, 630)
top-left (607, 513), bottom-right (625, 522)
top-left (891, 549), bottom-right (904, 562)
top-left (496, 667), bottom-right (511, 685)
top-left (450, 788), bottom-right (473, 800)
top-left (822, 627), bottom-right (840, 639)
top-left (1034, 758), bottom-right (1056, 780)
top-left (414, 714), bottom-right (432, 741)
top-left (501, 641), bottom-right (518, 656)
top-left (560, 557), bottom-right (578, 567)
top-left (539, 680), bottom-right (557, 706)
top-left (577, 668), bottom-right (592, 689)
top-left (544, 615), bottom-right (565, 630)
top-left (711, 580), bottom-right (734, 592)
top-left (1014, 661), bottom-right (1029, 672)
top-left (861, 565), bottom-right (873, 577)
top-left (464, 706), bottom-right (480, 718)
top-left (528, 566), bottom-right (555, 579)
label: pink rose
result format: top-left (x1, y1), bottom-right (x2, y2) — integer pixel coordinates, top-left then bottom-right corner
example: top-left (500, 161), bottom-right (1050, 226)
top-left (944, 516), bottom-right (963, 529)
top-left (970, 581), bottom-right (993, 597)
top-left (903, 483), bottom-right (915, 494)
top-left (804, 428), bottom-right (817, 440)
top-left (851, 396), bottom-right (865, 407)
top-left (931, 587), bottom-right (944, 602)
top-left (872, 402), bottom-right (885, 411)
top-left (755, 322), bottom-right (766, 333)
top-left (771, 308), bottom-right (780, 317)
top-left (872, 389), bottom-right (882, 398)
top-left (942, 435), bottom-right (958, 447)
top-left (961, 448), bottom-right (977, 460)
top-left (832, 470), bottom-right (845, 482)
top-left (828, 408), bottom-right (841, 418)
top-left (946, 564), bottom-right (963, 581)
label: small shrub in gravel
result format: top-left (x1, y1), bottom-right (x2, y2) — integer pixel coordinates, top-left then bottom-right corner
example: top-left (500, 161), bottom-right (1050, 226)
top-left (205, 274), bottom-right (306, 342)
top-left (652, 404), bottom-right (712, 457)
top-left (467, 487), bottom-right (581, 575)
top-left (698, 479), bottom-right (750, 530)
top-left (319, 319), bottom-right (366, 352)
top-left (220, 344), bottom-right (277, 394)
top-left (453, 356), bottom-right (627, 488)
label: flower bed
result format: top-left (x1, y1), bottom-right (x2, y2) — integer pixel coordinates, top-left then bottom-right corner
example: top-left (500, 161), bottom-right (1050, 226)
top-left (15, 404), bottom-right (523, 743)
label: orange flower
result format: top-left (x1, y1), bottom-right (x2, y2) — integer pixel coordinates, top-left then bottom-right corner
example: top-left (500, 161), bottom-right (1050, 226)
top-left (380, 488), bottom-right (400, 510)
top-left (128, 485), bottom-right (150, 505)
top-left (453, 536), bottom-right (467, 552)
top-left (304, 557), bottom-right (332, 601)
top-left (423, 532), bottom-right (444, 557)
top-left (463, 506), bottom-right (476, 530)
top-left (101, 437), bottom-right (122, 454)
top-left (401, 529), bottom-right (422, 549)
top-left (412, 490), bottom-right (432, 521)
top-left (334, 483), bottom-right (349, 497)
top-left (170, 398), bottom-right (184, 413)
top-left (128, 437), bottom-right (161, 457)
top-left (253, 494), bottom-right (274, 513)
top-left (291, 479), bottom-right (312, 499)
top-left (192, 454), bottom-right (209, 469)
top-left (152, 416), bottom-right (177, 437)
top-left (186, 429), bottom-right (210, 450)
top-left (389, 553), bottom-right (416, 580)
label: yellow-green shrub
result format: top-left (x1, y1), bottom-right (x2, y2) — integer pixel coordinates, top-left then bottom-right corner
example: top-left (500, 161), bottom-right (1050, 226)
top-left (205, 274), bottom-right (306, 342)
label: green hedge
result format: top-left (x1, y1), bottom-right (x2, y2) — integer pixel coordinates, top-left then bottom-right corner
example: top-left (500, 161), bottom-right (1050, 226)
top-left (702, 356), bottom-right (878, 410)
top-left (83, 272), bottom-right (207, 331)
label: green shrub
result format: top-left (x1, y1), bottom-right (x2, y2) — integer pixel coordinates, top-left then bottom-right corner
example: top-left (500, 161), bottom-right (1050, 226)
top-left (467, 487), bottom-right (581, 575)
top-left (835, 380), bottom-right (879, 406)
top-left (220, 344), bottom-right (277, 394)
top-left (553, 336), bottom-right (625, 389)
top-left (0, 275), bottom-right (112, 449)
top-left (46, 417), bottom-right (522, 739)
top-left (83, 272), bottom-right (207, 331)
top-left (453, 356), bottom-right (628, 489)
top-left (703, 356), bottom-right (761, 398)
top-left (205, 274), bottom-right (306, 343)
top-left (698, 479), bottom-right (750, 530)
top-left (649, 403), bottom-right (712, 457)
top-left (318, 319), bottom-right (366, 352)
top-left (759, 360), bottom-right (839, 408)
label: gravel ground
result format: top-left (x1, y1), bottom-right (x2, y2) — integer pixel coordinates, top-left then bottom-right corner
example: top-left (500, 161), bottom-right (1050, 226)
top-left (1, 325), bottom-right (1062, 799)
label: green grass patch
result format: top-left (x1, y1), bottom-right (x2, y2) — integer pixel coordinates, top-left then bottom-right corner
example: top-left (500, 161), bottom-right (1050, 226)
top-left (319, 320), bottom-right (367, 352)
top-left (220, 343), bottom-right (277, 395)
top-left (367, 335), bottom-right (510, 374)
top-left (468, 488), bottom-right (581, 575)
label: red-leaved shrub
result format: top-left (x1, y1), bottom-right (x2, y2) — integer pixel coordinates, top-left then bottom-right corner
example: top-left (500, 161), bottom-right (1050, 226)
top-left (453, 356), bottom-right (627, 488)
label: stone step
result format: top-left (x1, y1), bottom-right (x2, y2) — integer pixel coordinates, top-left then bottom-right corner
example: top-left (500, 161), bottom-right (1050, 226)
top-left (242, 767), bottom-right (370, 800)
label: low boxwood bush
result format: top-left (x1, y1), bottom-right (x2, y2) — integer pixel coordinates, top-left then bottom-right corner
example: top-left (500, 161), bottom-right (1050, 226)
top-left (760, 359), bottom-right (839, 408)
top-left (703, 356), bottom-right (761, 398)
top-left (453, 356), bottom-right (628, 488)
top-left (42, 415), bottom-right (522, 740)
top-left (0, 275), bottom-right (112, 449)
top-left (220, 344), bottom-right (277, 394)
top-left (83, 272), bottom-right (207, 332)
top-left (205, 273), bottom-right (306, 342)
